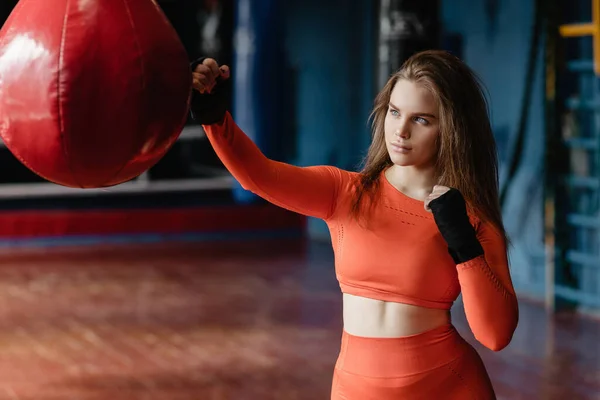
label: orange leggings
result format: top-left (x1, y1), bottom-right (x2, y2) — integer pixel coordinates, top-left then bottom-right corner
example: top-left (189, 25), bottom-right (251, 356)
top-left (331, 324), bottom-right (496, 400)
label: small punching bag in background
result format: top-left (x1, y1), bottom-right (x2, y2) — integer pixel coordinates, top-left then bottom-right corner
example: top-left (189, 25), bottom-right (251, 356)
top-left (0, 0), bottom-right (192, 188)
top-left (376, 0), bottom-right (440, 89)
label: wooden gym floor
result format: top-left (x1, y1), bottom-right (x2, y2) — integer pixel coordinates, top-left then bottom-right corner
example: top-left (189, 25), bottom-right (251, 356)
top-left (0, 238), bottom-right (596, 399)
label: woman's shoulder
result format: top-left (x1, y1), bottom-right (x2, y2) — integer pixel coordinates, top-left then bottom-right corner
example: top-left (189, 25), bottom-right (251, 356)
top-left (319, 166), bottom-right (361, 183)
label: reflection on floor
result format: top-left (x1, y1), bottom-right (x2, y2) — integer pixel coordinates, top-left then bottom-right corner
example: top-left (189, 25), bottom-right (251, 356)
top-left (0, 239), bottom-right (596, 399)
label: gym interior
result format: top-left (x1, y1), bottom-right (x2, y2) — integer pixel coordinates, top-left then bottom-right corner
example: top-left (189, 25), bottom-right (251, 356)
top-left (0, 0), bottom-right (598, 399)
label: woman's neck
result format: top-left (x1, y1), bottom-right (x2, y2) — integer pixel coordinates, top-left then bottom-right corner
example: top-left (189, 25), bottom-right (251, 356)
top-left (384, 164), bottom-right (437, 201)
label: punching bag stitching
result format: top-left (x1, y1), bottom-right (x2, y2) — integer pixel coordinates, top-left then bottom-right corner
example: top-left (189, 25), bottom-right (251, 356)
top-left (100, 0), bottom-right (147, 186)
top-left (122, 0), bottom-right (146, 90)
top-left (57, 0), bottom-right (82, 188)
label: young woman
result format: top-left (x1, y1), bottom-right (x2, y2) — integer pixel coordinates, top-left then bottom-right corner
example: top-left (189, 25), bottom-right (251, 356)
top-left (190, 50), bottom-right (519, 399)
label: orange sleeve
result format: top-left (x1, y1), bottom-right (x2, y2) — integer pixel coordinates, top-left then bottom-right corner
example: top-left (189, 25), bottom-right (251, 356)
top-left (457, 221), bottom-right (519, 351)
top-left (202, 112), bottom-right (343, 220)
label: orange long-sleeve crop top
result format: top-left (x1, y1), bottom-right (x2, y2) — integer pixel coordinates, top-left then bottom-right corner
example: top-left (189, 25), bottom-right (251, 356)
top-left (203, 112), bottom-right (519, 351)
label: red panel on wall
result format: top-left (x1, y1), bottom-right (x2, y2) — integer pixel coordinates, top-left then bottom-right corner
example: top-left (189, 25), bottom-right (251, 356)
top-left (0, 204), bottom-right (305, 238)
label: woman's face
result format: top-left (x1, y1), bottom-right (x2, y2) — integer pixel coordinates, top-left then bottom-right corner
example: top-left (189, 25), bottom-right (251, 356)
top-left (384, 79), bottom-right (440, 169)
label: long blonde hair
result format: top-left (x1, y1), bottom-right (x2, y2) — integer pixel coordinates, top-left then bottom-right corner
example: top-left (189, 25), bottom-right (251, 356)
top-left (352, 50), bottom-right (507, 244)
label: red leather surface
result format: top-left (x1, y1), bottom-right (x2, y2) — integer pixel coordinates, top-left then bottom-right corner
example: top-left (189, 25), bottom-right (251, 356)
top-left (0, 0), bottom-right (192, 188)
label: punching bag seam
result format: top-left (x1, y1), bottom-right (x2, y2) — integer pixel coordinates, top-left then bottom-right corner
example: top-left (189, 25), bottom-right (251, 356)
top-left (100, 0), bottom-right (147, 186)
top-left (122, 0), bottom-right (146, 90)
top-left (57, 0), bottom-right (82, 188)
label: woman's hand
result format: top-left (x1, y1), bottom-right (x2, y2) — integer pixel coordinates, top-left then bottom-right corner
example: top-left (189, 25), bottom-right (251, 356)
top-left (426, 186), bottom-right (484, 264)
top-left (189, 57), bottom-right (231, 125)
top-left (192, 58), bottom-right (230, 94)
top-left (424, 185), bottom-right (450, 212)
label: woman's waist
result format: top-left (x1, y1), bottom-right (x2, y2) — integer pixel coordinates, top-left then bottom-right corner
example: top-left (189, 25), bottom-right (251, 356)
top-left (336, 319), bottom-right (471, 377)
top-left (342, 293), bottom-right (451, 338)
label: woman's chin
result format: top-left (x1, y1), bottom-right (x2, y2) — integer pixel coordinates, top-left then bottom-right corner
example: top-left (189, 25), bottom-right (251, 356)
top-left (388, 153), bottom-right (413, 167)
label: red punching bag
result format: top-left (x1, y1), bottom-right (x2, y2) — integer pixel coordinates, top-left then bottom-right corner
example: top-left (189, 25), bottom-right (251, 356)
top-left (0, 0), bottom-right (192, 188)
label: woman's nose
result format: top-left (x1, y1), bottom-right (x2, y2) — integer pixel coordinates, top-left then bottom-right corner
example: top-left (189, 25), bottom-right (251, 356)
top-left (394, 123), bottom-right (410, 139)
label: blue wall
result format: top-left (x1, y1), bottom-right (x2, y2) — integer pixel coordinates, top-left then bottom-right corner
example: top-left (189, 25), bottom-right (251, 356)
top-left (283, 0), bottom-right (375, 240)
top-left (442, 0), bottom-right (547, 299)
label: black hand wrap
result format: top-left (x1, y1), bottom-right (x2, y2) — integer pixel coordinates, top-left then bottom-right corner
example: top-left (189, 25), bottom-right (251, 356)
top-left (428, 188), bottom-right (484, 264)
top-left (189, 57), bottom-right (231, 125)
